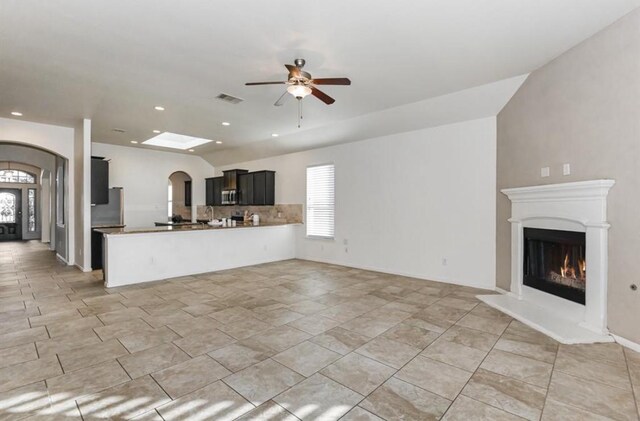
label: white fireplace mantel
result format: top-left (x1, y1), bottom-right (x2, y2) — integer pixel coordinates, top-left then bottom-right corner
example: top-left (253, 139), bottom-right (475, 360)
top-left (480, 179), bottom-right (615, 344)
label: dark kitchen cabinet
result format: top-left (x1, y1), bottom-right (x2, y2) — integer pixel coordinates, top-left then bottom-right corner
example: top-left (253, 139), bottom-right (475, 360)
top-left (252, 170), bottom-right (275, 205)
top-left (238, 173), bottom-right (254, 205)
top-left (184, 180), bottom-right (192, 207)
top-left (205, 177), bottom-right (224, 206)
top-left (91, 157), bottom-right (109, 205)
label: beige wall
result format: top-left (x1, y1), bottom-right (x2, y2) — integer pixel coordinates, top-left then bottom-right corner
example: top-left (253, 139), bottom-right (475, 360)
top-left (496, 9), bottom-right (640, 343)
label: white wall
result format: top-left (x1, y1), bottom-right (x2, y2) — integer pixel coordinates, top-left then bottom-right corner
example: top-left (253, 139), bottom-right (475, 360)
top-left (73, 119), bottom-right (91, 271)
top-left (219, 117), bottom-right (497, 289)
top-left (92, 143), bottom-right (215, 228)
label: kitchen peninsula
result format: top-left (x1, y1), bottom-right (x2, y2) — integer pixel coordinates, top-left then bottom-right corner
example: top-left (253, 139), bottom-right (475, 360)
top-left (97, 222), bottom-right (299, 287)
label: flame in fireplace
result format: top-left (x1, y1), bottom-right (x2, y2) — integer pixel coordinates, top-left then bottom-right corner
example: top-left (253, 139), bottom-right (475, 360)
top-left (559, 253), bottom-right (586, 280)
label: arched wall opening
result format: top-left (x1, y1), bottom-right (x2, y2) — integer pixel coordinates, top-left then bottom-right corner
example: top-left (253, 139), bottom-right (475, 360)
top-left (168, 171), bottom-right (192, 222)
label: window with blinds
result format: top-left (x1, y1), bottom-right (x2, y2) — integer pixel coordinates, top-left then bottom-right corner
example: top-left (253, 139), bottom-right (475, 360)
top-left (306, 164), bottom-right (335, 238)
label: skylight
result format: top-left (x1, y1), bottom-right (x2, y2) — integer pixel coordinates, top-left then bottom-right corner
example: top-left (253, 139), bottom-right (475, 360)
top-left (142, 132), bottom-right (213, 150)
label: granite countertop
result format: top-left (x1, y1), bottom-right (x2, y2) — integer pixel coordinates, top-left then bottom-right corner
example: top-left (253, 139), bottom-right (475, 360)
top-left (91, 224), bottom-right (126, 229)
top-left (95, 222), bottom-right (301, 235)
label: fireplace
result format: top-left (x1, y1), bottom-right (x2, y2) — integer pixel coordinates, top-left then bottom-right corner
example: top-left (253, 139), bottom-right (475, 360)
top-left (523, 228), bottom-right (586, 305)
top-left (478, 180), bottom-right (615, 343)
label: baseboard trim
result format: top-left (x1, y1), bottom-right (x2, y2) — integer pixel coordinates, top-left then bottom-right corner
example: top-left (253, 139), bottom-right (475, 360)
top-left (56, 254), bottom-right (68, 264)
top-left (74, 263), bottom-right (92, 273)
top-left (611, 333), bottom-right (640, 353)
top-left (495, 287), bottom-right (509, 294)
top-left (295, 256), bottom-right (495, 291)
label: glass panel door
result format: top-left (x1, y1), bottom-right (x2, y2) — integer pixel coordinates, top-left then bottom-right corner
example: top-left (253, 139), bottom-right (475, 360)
top-left (0, 189), bottom-right (22, 241)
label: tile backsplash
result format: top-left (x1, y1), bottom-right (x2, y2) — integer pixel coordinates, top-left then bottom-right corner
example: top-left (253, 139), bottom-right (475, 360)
top-left (196, 204), bottom-right (303, 224)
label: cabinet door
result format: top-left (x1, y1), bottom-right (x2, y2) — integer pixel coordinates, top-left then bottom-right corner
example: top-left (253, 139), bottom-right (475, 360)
top-left (252, 171), bottom-right (266, 205)
top-left (184, 180), bottom-right (192, 207)
top-left (91, 158), bottom-right (109, 205)
top-left (238, 173), bottom-right (254, 205)
top-left (212, 177), bottom-right (224, 206)
top-left (205, 178), bottom-right (214, 206)
top-left (264, 171), bottom-right (275, 205)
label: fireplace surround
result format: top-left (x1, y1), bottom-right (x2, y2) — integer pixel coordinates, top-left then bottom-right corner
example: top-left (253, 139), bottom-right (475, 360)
top-left (479, 179), bottom-right (615, 344)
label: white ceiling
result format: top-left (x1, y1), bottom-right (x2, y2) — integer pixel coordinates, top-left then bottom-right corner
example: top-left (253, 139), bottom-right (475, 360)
top-left (1, 0), bottom-right (638, 165)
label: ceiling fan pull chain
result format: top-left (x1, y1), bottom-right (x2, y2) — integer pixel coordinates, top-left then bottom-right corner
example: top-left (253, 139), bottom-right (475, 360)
top-left (297, 98), bottom-right (301, 128)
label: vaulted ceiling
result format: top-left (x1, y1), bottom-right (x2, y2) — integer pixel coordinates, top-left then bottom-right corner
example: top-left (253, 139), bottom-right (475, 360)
top-left (1, 0), bottom-right (638, 164)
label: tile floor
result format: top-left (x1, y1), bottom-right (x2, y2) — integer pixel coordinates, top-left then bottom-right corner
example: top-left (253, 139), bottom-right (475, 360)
top-left (1, 241), bottom-right (639, 420)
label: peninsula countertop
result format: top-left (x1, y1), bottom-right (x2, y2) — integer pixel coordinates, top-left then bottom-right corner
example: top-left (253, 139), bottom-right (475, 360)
top-left (94, 222), bottom-right (301, 235)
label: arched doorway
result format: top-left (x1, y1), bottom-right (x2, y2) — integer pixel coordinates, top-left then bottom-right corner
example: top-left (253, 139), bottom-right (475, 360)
top-left (167, 171), bottom-right (192, 222)
top-left (0, 162), bottom-right (43, 242)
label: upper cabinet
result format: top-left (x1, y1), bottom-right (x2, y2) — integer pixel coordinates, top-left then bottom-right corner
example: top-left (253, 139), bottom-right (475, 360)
top-left (251, 170), bottom-right (275, 205)
top-left (206, 170), bottom-right (275, 206)
top-left (91, 157), bottom-right (109, 205)
top-left (205, 176), bottom-right (223, 206)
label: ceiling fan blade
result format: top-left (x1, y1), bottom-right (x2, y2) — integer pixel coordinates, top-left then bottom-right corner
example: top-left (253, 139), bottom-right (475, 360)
top-left (311, 87), bottom-right (335, 105)
top-left (285, 64), bottom-right (301, 78)
top-left (274, 91), bottom-right (289, 107)
top-left (245, 81), bottom-right (287, 86)
top-left (311, 78), bottom-right (351, 86)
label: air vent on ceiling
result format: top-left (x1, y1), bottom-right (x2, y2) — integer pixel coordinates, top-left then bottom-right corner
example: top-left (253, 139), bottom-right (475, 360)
top-left (215, 93), bottom-right (244, 104)
top-left (112, 128), bottom-right (126, 133)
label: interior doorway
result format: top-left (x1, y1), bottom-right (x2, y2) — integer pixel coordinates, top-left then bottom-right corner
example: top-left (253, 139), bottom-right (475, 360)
top-left (168, 171), bottom-right (192, 222)
top-left (0, 188), bottom-right (22, 241)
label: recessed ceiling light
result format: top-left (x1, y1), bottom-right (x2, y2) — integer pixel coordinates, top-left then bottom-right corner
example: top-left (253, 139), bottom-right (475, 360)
top-left (271, 133), bottom-right (279, 137)
top-left (215, 140), bottom-right (223, 144)
top-left (11, 111), bottom-right (23, 116)
top-left (143, 132), bottom-right (214, 150)
top-left (154, 106), bottom-right (165, 111)
top-left (188, 149), bottom-right (195, 152)
top-left (153, 130), bottom-right (161, 134)
top-left (221, 122), bottom-right (230, 126)
top-left (130, 141), bottom-right (138, 144)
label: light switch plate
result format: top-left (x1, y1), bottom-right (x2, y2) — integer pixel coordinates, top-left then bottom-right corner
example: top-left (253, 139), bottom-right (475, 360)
top-left (563, 163), bottom-right (571, 175)
top-left (541, 167), bottom-right (550, 177)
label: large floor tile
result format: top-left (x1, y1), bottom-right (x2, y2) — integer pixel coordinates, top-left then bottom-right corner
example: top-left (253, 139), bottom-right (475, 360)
top-left (548, 371), bottom-right (638, 421)
top-left (0, 326), bottom-right (48, 349)
top-left (172, 328), bottom-right (236, 357)
top-left (117, 326), bottom-right (180, 353)
top-left (218, 317), bottom-right (273, 340)
top-left (223, 358), bottom-right (304, 406)
top-left (380, 323), bottom-right (440, 348)
top-left (462, 368), bottom-right (546, 421)
top-left (118, 342), bottom-right (190, 378)
top-left (46, 360), bottom-right (130, 401)
top-left (0, 354), bottom-right (62, 392)
top-left (310, 327), bottom-right (370, 355)
top-left (152, 355), bottom-right (231, 398)
top-left (355, 337), bottom-right (421, 369)
top-left (93, 317), bottom-right (154, 341)
top-left (439, 325), bottom-right (499, 351)
top-left (320, 352), bottom-right (396, 395)
top-left (250, 325), bottom-right (311, 352)
top-left (494, 332), bottom-right (558, 364)
top-left (361, 377), bottom-right (451, 421)
top-left (442, 395), bottom-right (523, 421)
top-left (541, 398), bottom-right (618, 421)
top-left (208, 338), bottom-right (274, 372)
top-left (0, 342), bottom-right (38, 368)
top-left (0, 381), bottom-right (52, 420)
top-left (396, 355), bottom-right (472, 400)
top-left (456, 313), bottom-right (510, 335)
top-left (273, 341), bottom-right (341, 377)
top-left (57, 338), bottom-right (128, 372)
top-left (274, 373), bottom-right (363, 421)
top-left (77, 376), bottom-right (170, 420)
top-left (235, 400), bottom-right (299, 421)
top-left (554, 347), bottom-right (632, 390)
top-left (422, 338), bottom-right (487, 372)
top-left (157, 380), bottom-right (254, 421)
top-left (480, 349), bottom-right (553, 388)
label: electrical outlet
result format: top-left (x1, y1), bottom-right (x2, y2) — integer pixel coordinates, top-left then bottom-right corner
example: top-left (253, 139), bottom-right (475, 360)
top-left (563, 163), bottom-right (571, 176)
top-left (541, 167), bottom-right (550, 177)
top-left (442, 258), bottom-right (447, 266)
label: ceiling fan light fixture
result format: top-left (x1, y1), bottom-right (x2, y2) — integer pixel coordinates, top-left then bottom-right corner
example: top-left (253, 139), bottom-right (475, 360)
top-left (287, 85), bottom-right (312, 99)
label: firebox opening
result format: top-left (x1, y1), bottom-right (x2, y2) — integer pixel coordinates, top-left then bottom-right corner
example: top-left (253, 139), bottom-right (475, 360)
top-left (523, 227), bottom-right (586, 305)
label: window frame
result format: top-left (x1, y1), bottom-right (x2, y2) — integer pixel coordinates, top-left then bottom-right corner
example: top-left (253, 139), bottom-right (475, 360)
top-left (0, 169), bottom-right (36, 184)
top-left (305, 163), bottom-right (335, 240)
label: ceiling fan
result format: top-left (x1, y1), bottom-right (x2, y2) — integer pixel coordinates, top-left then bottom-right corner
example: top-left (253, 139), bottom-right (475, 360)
top-left (245, 59), bottom-right (351, 107)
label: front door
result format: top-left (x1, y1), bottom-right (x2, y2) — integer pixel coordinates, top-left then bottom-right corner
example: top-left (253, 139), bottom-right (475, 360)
top-left (0, 189), bottom-right (22, 241)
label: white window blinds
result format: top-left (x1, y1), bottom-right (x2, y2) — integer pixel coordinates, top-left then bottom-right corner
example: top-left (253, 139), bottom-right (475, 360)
top-left (306, 164), bottom-right (335, 238)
